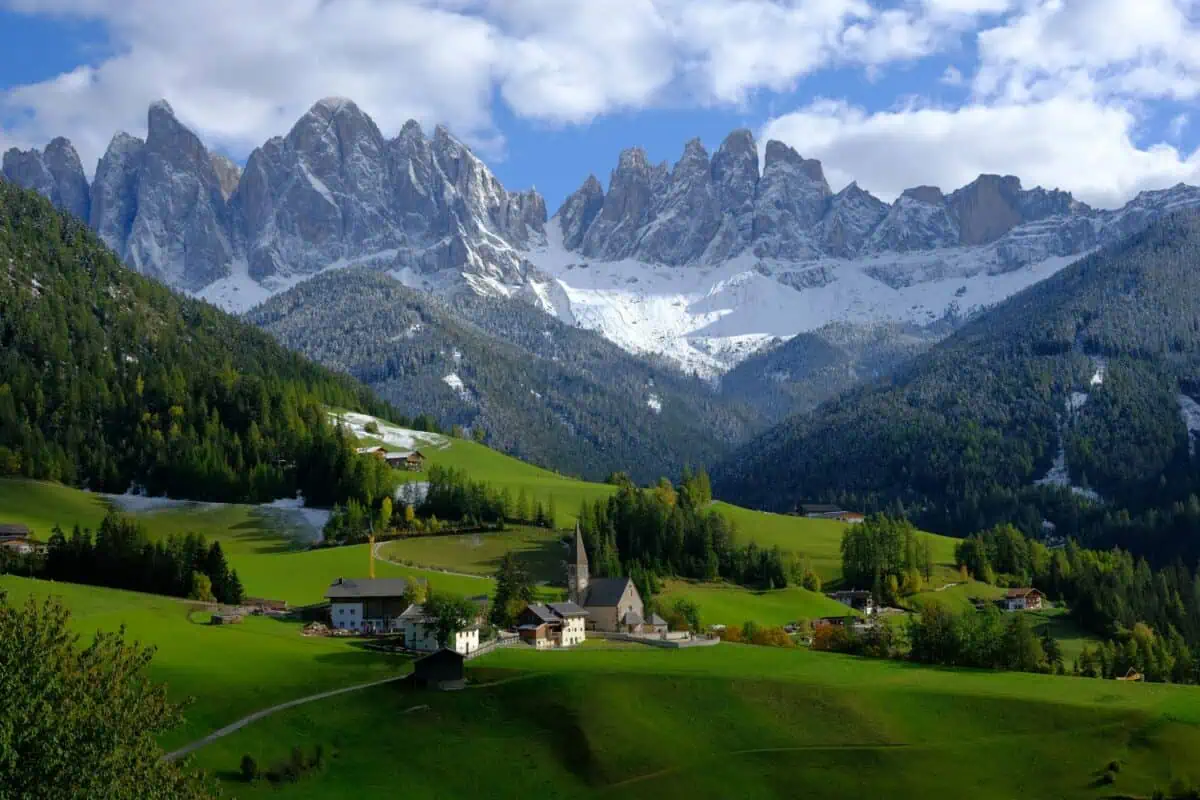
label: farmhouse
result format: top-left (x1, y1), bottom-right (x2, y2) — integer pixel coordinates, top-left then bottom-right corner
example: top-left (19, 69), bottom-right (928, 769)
top-left (517, 602), bottom-right (589, 648)
top-left (796, 505), bottom-right (864, 523)
top-left (412, 648), bottom-right (465, 689)
top-left (325, 577), bottom-right (411, 633)
top-left (1003, 588), bottom-right (1045, 611)
top-left (0, 524), bottom-right (43, 555)
top-left (385, 451), bottom-right (426, 471)
top-left (398, 603), bottom-right (482, 655)
top-left (827, 590), bottom-right (876, 616)
top-left (567, 526), bottom-right (649, 633)
top-left (355, 446), bottom-right (426, 471)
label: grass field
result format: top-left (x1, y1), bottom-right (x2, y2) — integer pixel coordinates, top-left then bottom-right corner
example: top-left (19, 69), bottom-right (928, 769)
top-left (185, 640), bottom-right (1200, 799)
top-left (379, 526), bottom-right (566, 584)
top-left (0, 575), bottom-right (405, 751)
top-left (715, 502), bottom-right (960, 584)
top-left (657, 579), bottom-right (854, 627)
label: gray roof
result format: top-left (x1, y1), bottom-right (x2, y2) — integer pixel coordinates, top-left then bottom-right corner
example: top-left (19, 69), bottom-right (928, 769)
top-left (583, 577), bottom-right (634, 607)
top-left (548, 601), bottom-right (590, 618)
top-left (524, 604), bottom-right (559, 624)
top-left (648, 613), bottom-right (667, 626)
top-left (622, 610), bottom-right (644, 626)
top-left (324, 577), bottom-right (410, 600)
top-left (0, 524), bottom-right (32, 539)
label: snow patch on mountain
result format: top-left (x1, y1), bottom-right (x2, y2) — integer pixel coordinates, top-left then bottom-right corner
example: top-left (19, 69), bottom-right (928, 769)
top-left (647, 393), bottom-right (662, 414)
top-left (443, 372), bottom-right (473, 402)
top-left (521, 221), bottom-right (1084, 377)
top-left (333, 411), bottom-right (451, 450)
top-left (1179, 394), bottom-right (1200, 456)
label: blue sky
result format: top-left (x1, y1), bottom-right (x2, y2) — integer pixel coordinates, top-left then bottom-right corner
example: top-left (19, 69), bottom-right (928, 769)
top-left (2, 0), bottom-right (1198, 211)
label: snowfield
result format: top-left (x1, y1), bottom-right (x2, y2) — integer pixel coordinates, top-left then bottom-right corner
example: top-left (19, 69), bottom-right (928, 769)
top-left (518, 223), bottom-right (1086, 378)
top-left (333, 411), bottom-right (451, 451)
top-left (100, 490), bottom-right (330, 542)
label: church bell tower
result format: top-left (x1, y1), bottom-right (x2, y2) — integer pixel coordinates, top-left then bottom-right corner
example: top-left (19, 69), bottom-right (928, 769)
top-left (568, 523), bottom-right (590, 605)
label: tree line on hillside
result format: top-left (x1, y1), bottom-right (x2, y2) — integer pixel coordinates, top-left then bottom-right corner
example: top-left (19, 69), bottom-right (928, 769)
top-left (1, 510), bottom-right (244, 605)
top-left (321, 465), bottom-right (559, 545)
top-left (576, 469), bottom-right (791, 591)
top-left (0, 180), bottom-right (417, 507)
top-left (827, 513), bottom-right (1200, 685)
top-left (839, 514), bottom-right (936, 602)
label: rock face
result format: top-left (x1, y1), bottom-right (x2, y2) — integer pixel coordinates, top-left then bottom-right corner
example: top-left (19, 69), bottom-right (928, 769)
top-left (6, 97), bottom-right (545, 293)
top-left (7, 101), bottom-right (1200, 309)
top-left (554, 129), bottom-right (1197, 271)
top-left (2, 137), bottom-right (90, 222)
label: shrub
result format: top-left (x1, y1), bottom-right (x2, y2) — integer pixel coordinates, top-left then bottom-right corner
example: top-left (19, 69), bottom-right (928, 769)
top-left (240, 754), bottom-right (259, 783)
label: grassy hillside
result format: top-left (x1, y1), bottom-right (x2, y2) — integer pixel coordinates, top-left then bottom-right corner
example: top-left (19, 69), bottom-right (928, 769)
top-left (0, 575), bottom-right (405, 751)
top-left (379, 526), bottom-right (565, 584)
top-left (0, 478), bottom-right (493, 605)
top-left (186, 641), bottom-right (1200, 799)
top-left (714, 502), bottom-right (959, 583)
top-left (657, 579), bottom-right (854, 627)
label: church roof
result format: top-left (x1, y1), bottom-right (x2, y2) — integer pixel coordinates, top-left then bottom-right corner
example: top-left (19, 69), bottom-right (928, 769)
top-left (573, 524), bottom-right (589, 569)
top-left (584, 577), bottom-right (634, 607)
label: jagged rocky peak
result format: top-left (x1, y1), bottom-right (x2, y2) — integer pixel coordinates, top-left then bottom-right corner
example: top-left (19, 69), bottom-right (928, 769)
top-left (751, 140), bottom-right (832, 258)
top-left (2, 136), bottom-right (91, 222)
top-left (209, 154), bottom-right (241, 200)
top-left (818, 181), bottom-right (889, 258)
top-left (901, 185), bottom-right (946, 206)
top-left (579, 146), bottom-right (669, 260)
top-left (556, 174), bottom-right (606, 250)
top-left (634, 137), bottom-right (722, 264)
top-left (89, 132), bottom-right (146, 251)
top-left (128, 100), bottom-right (232, 289)
top-left (948, 174), bottom-right (1028, 246)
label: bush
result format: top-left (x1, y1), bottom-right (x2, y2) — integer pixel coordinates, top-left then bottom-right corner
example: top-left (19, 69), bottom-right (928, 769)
top-left (240, 754), bottom-right (259, 783)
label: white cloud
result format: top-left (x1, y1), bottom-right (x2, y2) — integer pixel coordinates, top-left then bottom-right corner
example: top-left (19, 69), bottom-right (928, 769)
top-left (762, 97), bottom-right (1200, 208)
top-left (1169, 113), bottom-right (1190, 142)
top-left (0, 0), bottom-right (978, 172)
top-left (941, 66), bottom-right (965, 86)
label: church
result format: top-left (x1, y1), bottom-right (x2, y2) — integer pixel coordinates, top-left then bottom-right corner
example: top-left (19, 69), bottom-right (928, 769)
top-left (567, 526), bottom-right (667, 634)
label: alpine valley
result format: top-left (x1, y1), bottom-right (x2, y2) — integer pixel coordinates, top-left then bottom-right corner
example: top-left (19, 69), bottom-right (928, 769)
top-left (6, 96), bottom-right (1200, 480)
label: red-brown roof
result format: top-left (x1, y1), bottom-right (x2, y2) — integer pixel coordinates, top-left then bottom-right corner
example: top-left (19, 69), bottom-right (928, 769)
top-left (1005, 588), bottom-right (1042, 598)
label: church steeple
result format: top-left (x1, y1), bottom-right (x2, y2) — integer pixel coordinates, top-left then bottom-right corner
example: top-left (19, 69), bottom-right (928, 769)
top-left (568, 523), bottom-right (590, 604)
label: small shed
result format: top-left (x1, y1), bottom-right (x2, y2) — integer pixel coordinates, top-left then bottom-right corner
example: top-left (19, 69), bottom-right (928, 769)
top-left (413, 648), bottom-right (465, 688)
top-left (211, 613), bottom-right (243, 625)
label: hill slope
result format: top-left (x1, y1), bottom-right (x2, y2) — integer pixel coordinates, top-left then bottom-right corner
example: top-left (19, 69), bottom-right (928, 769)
top-left (0, 180), bottom-right (400, 504)
top-left (715, 211), bottom-right (1200, 552)
top-left (250, 269), bottom-right (759, 482)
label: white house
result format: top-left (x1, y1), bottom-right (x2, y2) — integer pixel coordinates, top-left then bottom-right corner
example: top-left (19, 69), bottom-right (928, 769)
top-left (826, 590), bottom-right (876, 616)
top-left (325, 577), bottom-right (411, 633)
top-left (517, 602), bottom-right (589, 648)
top-left (398, 604), bottom-right (481, 656)
top-left (1003, 588), bottom-right (1046, 611)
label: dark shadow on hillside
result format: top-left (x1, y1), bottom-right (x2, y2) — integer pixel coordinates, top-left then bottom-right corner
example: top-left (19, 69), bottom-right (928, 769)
top-left (223, 515), bottom-right (311, 554)
top-left (474, 533), bottom-right (569, 586)
top-left (310, 648), bottom-right (412, 668)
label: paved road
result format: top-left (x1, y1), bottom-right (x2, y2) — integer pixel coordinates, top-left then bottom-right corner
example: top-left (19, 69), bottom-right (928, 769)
top-left (163, 675), bottom-right (408, 762)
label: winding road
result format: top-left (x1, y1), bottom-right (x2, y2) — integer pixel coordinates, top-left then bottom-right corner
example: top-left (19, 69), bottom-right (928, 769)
top-left (163, 675), bottom-right (409, 762)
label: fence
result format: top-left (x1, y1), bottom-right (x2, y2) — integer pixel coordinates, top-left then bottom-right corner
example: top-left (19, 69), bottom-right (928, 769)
top-left (465, 634), bottom-right (526, 660)
top-left (590, 631), bottom-right (721, 649)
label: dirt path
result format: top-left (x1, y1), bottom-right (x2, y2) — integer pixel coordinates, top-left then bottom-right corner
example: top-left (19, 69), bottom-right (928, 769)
top-left (163, 675), bottom-right (408, 763)
top-left (371, 540), bottom-right (491, 581)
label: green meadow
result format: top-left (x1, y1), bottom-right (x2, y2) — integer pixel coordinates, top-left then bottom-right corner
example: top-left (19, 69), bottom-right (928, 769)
top-left (0, 575), bottom-right (405, 752)
top-left (379, 525), bottom-right (565, 583)
top-left (184, 642), bottom-right (1200, 799)
top-left (657, 579), bottom-right (854, 627)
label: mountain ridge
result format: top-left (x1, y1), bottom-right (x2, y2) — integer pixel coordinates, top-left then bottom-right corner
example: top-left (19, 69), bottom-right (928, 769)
top-left (6, 96), bottom-right (1200, 379)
